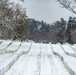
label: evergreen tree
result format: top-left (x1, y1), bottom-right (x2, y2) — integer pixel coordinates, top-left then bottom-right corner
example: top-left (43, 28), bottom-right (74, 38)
top-left (46, 25), bottom-right (49, 32)
top-left (66, 17), bottom-right (74, 44)
top-left (60, 18), bottom-right (66, 31)
top-left (72, 17), bottom-right (76, 28)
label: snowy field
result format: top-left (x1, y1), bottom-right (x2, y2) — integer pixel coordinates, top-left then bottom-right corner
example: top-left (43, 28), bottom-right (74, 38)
top-left (0, 40), bottom-right (76, 75)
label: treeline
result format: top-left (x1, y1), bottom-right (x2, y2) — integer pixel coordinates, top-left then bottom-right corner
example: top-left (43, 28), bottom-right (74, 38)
top-left (26, 17), bottom-right (76, 44)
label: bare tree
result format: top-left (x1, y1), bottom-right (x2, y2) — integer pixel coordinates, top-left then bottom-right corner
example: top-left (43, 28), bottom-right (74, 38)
top-left (57, 0), bottom-right (76, 14)
top-left (13, 4), bottom-right (27, 41)
top-left (0, 0), bottom-right (27, 41)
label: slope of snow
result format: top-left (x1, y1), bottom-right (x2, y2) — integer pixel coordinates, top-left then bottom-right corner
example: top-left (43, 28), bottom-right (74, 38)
top-left (0, 41), bottom-right (12, 50)
top-left (41, 44), bottom-right (70, 75)
top-left (0, 53), bottom-right (19, 75)
top-left (63, 55), bottom-right (76, 73)
top-left (4, 43), bottom-right (41, 75)
top-left (62, 45), bottom-right (76, 56)
top-left (52, 44), bottom-right (65, 55)
top-left (51, 44), bottom-right (76, 75)
top-left (16, 42), bottom-right (31, 54)
top-left (6, 42), bottom-right (22, 53)
top-left (72, 44), bottom-right (76, 52)
top-left (0, 40), bottom-right (76, 75)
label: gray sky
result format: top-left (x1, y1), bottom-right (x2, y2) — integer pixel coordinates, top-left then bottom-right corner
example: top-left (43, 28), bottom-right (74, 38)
top-left (12, 0), bottom-right (75, 23)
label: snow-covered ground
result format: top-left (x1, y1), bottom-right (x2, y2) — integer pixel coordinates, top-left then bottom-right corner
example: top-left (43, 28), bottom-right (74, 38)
top-left (0, 40), bottom-right (76, 75)
top-left (6, 42), bottom-right (22, 53)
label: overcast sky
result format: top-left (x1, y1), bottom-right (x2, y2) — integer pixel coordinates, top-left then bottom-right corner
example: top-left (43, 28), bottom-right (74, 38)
top-left (13, 0), bottom-right (75, 23)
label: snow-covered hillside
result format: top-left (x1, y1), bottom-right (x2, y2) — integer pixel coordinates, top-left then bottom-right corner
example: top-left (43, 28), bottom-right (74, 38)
top-left (0, 40), bottom-right (76, 75)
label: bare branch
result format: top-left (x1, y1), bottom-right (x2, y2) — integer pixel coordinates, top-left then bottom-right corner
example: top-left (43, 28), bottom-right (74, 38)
top-left (57, 0), bottom-right (76, 14)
